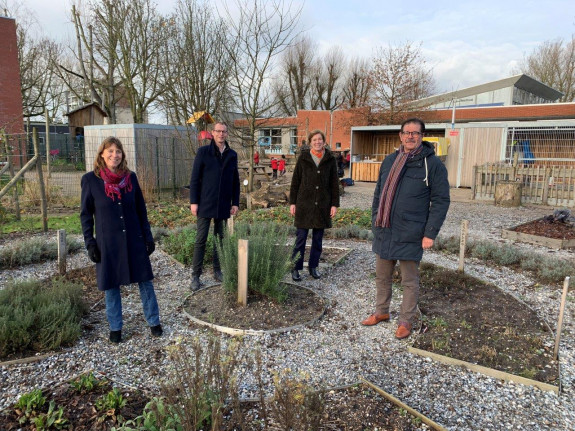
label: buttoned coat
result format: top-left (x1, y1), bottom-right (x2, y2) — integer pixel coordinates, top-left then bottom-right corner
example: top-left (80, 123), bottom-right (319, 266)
top-left (80, 171), bottom-right (154, 291)
top-left (371, 141), bottom-right (450, 262)
top-left (289, 149), bottom-right (340, 229)
top-left (189, 140), bottom-right (240, 219)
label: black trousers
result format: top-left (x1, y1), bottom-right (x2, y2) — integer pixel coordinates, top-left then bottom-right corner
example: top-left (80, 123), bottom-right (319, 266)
top-left (292, 228), bottom-right (324, 270)
top-left (192, 217), bottom-right (225, 276)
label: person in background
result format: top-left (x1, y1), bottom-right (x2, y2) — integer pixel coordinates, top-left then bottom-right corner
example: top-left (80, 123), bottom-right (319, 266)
top-left (289, 130), bottom-right (340, 281)
top-left (81, 137), bottom-right (161, 344)
top-left (361, 118), bottom-right (450, 339)
top-left (271, 157), bottom-right (278, 179)
top-left (279, 154), bottom-right (286, 176)
top-left (254, 150), bottom-right (260, 166)
top-left (189, 122), bottom-right (240, 291)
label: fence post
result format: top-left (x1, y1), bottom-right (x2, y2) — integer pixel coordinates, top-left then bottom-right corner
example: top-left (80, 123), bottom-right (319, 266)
top-left (33, 128), bottom-right (48, 232)
top-left (2, 130), bottom-right (21, 220)
top-left (542, 168), bottom-right (551, 206)
top-left (238, 239), bottom-right (248, 306)
top-left (155, 137), bottom-right (160, 199)
top-left (172, 137), bottom-right (177, 198)
top-left (458, 220), bottom-right (469, 272)
top-left (554, 276), bottom-right (570, 360)
top-left (471, 165), bottom-right (477, 200)
top-left (57, 229), bottom-right (67, 275)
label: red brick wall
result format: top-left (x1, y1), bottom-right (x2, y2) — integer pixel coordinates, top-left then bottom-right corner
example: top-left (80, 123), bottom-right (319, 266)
top-left (0, 17), bottom-right (24, 135)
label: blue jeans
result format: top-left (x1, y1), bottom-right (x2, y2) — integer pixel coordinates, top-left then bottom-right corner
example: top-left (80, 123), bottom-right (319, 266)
top-left (192, 217), bottom-right (225, 276)
top-left (292, 228), bottom-right (324, 270)
top-left (105, 280), bottom-right (160, 331)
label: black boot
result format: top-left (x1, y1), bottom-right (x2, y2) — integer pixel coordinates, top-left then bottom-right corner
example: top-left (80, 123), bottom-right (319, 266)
top-left (190, 275), bottom-right (202, 291)
top-left (109, 330), bottom-right (122, 343)
top-left (150, 324), bottom-right (163, 337)
top-left (309, 267), bottom-right (321, 279)
top-left (291, 269), bottom-right (301, 282)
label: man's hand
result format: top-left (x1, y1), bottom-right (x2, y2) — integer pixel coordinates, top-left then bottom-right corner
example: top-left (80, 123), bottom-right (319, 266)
top-left (422, 237), bottom-right (434, 250)
top-left (290, 204), bottom-right (296, 216)
top-left (330, 206), bottom-right (337, 218)
top-left (231, 205), bottom-right (239, 216)
top-left (190, 204), bottom-right (198, 216)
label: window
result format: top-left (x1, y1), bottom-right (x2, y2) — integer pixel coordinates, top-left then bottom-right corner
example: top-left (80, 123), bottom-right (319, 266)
top-left (335, 142), bottom-right (341, 149)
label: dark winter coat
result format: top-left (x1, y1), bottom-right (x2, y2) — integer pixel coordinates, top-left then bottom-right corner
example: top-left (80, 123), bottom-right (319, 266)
top-left (189, 140), bottom-right (240, 219)
top-left (289, 149), bottom-right (340, 229)
top-left (80, 171), bottom-right (154, 291)
top-left (371, 141), bottom-right (450, 262)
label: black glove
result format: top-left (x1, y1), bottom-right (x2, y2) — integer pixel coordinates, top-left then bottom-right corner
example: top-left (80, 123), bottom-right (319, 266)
top-left (87, 244), bottom-right (101, 263)
top-left (146, 241), bottom-right (155, 256)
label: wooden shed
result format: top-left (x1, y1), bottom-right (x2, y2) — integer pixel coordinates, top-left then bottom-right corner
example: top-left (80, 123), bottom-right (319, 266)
top-left (66, 103), bottom-right (108, 140)
top-left (84, 124), bottom-right (195, 190)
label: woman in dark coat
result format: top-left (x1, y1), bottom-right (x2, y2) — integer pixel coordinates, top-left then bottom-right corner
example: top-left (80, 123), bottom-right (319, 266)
top-left (80, 137), bottom-right (162, 343)
top-left (289, 130), bottom-right (340, 281)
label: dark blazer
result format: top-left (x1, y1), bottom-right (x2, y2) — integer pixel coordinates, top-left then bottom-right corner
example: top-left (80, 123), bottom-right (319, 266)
top-left (289, 149), bottom-right (340, 229)
top-left (80, 171), bottom-right (154, 291)
top-left (371, 141), bottom-right (450, 262)
top-left (189, 140), bottom-right (240, 219)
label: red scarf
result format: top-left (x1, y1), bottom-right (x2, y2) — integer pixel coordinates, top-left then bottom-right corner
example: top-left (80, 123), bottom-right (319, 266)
top-left (100, 168), bottom-right (132, 201)
top-left (375, 144), bottom-right (424, 228)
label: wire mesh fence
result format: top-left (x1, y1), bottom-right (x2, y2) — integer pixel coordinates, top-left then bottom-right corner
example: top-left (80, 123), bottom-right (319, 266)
top-left (505, 126), bottom-right (575, 165)
top-left (1, 131), bottom-right (197, 224)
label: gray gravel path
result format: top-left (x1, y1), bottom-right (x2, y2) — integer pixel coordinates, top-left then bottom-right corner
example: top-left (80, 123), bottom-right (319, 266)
top-left (1, 185), bottom-right (574, 430)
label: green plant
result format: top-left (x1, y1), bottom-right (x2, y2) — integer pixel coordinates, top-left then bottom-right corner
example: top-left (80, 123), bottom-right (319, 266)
top-left (96, 387), bottom-right (127, 413)
top-left (431, 336), bottom-right (450, 351)
top-left (0, 278), bottom-right (87, 358)
top-left (519, 367), bottom-right (538, 379)
top-left (70, 372), bottom-right (105, 393)
top-left (460, 319), bottom-right (472, 330)
top-left (126, 397), bottom-right (185, 431)
top-left (32, 400), bottom-right (69, 430)
top-left (161, 226), bottom-right (215, 266)
top-left (429, 316), bottom-right (448, 328)
top-left (0, 235), bottom-right (82, 269)
top-left (216, 222), bottom-right (296, 302)
top-left (15, 389), bottom-right (46, 424)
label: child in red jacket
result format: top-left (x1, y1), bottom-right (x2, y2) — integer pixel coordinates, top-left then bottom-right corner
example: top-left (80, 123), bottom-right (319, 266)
top-left (278, 155), bottom-right (286, 176)
top-left (271, 157), bottom-right (278, 179)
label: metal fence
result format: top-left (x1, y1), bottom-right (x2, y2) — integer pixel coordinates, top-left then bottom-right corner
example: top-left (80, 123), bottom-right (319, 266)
top-left (1, 131), bottom-right (194, 221)
top-left (504, 126), bottom-right (575, 165)
top-left (473, 163), bottom-right (575, 207)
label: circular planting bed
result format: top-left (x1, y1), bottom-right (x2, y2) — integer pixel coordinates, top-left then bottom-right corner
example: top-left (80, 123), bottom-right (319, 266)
top-left (183, 282), bottom-right (328, 335)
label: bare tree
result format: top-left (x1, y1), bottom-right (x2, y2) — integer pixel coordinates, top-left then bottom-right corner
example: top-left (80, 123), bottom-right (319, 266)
top-left (369, 41), bottom-right (435, 123)
top-left (313, 46), bottom-right (346, 111)
top-left (159, 0), bottom-right (232, 130)
top-left (342, 56), bottom-right (372, 108)
top-left (518, 36), bottom-right (575, 102)
top-left (221, 0), bottom-right (302, 189)
top-left (273, 35), bottom-right (318, 115)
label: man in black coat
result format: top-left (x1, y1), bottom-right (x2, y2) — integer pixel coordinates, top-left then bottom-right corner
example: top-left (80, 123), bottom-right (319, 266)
top-left (361, 118), bottom-right (450, 339)
top-left (189, 122), bottom-right (240, 290)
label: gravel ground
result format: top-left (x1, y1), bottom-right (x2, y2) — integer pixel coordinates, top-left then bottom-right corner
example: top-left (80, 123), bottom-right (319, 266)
top-left (1, 185), bottom-right (574, 430)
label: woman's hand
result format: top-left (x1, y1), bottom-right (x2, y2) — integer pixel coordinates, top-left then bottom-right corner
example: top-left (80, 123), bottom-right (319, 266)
top-left (330, 206), bottom-right (337, 218)
top-left (290, 204), bottom-right (296, 216)
top-left (87, 244), bottom-right (101, 263)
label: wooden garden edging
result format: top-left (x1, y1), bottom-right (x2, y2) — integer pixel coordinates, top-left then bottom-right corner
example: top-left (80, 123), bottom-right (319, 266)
top-left (407, 346), bottom-right (559, 394)
top-left (359, 377), bottom-right (448, 431)
top-left (502, 220), bottom-right (575, 249)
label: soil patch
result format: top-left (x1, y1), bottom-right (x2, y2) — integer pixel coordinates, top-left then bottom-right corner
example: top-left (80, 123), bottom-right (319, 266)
top-left (184, 283), bottom-right (327, 331)
top-left (512, 217), bottom-right (575, 240)
top-left (0, 373), bottom-right (149, 430)
top-left (413, 263), bottom-right (559, 385)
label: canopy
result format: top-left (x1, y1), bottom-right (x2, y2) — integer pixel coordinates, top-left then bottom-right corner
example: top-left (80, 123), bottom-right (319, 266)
top-left (187, 111), bottom-right (215, 124)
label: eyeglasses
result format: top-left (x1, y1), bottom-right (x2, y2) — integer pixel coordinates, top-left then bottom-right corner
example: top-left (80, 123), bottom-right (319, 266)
top-left (401, 131), bottom-right (423, 137)
top-left (213, 129), bottom-right (228, 134)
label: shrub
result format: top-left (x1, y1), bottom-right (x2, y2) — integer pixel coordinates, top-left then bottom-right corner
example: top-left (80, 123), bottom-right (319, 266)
top-left (161, 226), bottom-right (214, 266)
top-left (0, 236), bottom-right (82, 270)
top-left (0, 278), bottom-right (88, 358)
top-left (538, 259), bottom-right (573, 284)
top-left (217, 222), bottom-right (295, 302)
top-left (492, 244), bottom-right (522, 266)
top-left (469, 240), bottom-right (498, 260)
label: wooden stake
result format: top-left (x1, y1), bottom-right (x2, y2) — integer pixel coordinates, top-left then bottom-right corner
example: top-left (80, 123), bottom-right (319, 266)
top-left (57, 230), bottom-right (67, 275)
top-left (554, 276), bottom-right (570, 360)
top-left (32, 128), bottom-right (48, 232)
top-left (237, 239), bottom-right (248, 306)
top-left (458, 219), bottom-right (469, 272)
top-left (228, 215), bottom-right (234, 235)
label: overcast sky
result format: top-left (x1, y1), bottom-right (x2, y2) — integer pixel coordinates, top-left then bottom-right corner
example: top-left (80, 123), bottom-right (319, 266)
top-left (7, 0), bottom-right (575, 95)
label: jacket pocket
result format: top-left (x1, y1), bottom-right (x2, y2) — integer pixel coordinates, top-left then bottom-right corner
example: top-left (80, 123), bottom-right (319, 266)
top-left (397, 211), bottom-right (426, 242)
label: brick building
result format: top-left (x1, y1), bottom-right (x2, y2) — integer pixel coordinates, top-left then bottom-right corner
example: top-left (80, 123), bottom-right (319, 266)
top-left (0, 16), bottom-right (24, 135)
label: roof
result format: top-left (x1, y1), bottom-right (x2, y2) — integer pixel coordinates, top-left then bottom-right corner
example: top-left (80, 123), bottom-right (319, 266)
top-left (412, 74), bottom-right (563, 108)
top-left (187, 111), bottom-right (215, 124)
top-left (65, 102), bottom-right (107, 117)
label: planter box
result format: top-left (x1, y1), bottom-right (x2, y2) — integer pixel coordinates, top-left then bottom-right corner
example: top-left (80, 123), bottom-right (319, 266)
top-left (502, 219), bottom-right (575, 249)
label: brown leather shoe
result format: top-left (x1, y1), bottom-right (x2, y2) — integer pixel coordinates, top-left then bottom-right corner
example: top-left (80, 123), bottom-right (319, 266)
top-left (395, 322), bottom-right (412, 339)
top-left (361, 313), bottom-right (390, 326)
